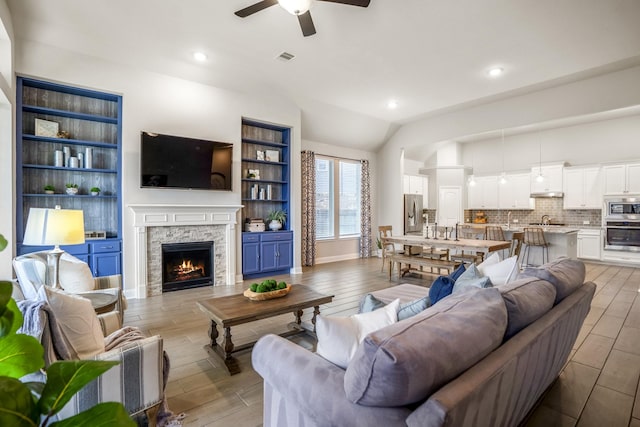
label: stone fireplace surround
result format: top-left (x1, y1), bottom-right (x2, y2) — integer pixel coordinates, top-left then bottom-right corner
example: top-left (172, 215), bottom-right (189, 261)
top-left (129, 204), bottom-right (242, 298)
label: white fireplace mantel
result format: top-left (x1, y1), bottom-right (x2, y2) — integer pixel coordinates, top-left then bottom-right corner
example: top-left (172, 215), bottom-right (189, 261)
top-left (128, 204), bottom-right (242, 298)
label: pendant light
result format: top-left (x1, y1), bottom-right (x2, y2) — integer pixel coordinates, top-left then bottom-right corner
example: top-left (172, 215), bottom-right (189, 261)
top-left (536, 139), bottom-right (544, 182)
top-left (499, 129), bottom-right (507, 184)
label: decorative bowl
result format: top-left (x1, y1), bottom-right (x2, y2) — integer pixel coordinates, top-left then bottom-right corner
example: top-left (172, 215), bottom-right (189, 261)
top-left (243, 283), bottom-right (291, 301)
top-left (65, 187), bottom-right (78, 195)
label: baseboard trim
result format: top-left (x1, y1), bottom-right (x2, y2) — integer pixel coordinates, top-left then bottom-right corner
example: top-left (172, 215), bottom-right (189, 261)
top-left (315, 253), bottom-right (361, 264)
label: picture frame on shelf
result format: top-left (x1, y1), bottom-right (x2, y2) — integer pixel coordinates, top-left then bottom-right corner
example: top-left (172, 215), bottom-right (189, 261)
top-left (265, 150), bottom-right (279, 162)
top-left (35, 118), bottom-right (59, 137)
top-left (248, 169), bottom-right (260, 180)
top-left (256, 150), bottom-right (265, 161)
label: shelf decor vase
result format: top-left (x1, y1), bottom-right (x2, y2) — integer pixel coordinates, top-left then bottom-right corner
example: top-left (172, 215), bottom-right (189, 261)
top-left (44, 190), bottom-right (54, 195)
top-left (66, 187), bottom-right (78, 195)
top-left (91, 191), bottom-right (99, 196)
top-left (269, 220), bottom-right (282, 231)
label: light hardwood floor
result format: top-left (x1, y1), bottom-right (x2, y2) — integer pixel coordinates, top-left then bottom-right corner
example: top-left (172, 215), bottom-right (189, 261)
top-left (124, 258), bottom-right (640, 427)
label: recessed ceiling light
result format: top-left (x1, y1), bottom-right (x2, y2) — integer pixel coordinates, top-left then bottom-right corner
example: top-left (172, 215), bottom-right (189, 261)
top-left (488, 67), bottom-right (504, 77)
top-left (387, 100), bottom-right (399, 109)
top-left (193, 52), bottom-right (208, 62)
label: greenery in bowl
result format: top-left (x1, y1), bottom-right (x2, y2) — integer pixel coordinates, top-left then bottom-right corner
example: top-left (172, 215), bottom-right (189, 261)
top-left (266, 210), bottom-right (287, 227)
top-left (249, 279), bottom-right (288, 293)
top-left (65, 183), bottom-right (78, 189)
top-left (43, 185), bottom-right (55, 193)
top-left (0, 233), bottom-right (135, 426)
top-left (90, 187), bottom-right (100, 194)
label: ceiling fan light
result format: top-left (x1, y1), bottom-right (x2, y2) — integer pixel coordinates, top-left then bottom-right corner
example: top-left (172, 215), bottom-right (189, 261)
top-left (278, 0), bottom-right (313, 15)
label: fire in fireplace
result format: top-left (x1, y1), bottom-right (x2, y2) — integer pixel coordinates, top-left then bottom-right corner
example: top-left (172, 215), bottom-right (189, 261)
top-left (161, 241), bottom-right (214, 292)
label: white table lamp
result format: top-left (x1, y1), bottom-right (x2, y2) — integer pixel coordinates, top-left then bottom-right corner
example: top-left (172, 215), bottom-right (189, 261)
top-left (23, 205), bottom-right (85, 289)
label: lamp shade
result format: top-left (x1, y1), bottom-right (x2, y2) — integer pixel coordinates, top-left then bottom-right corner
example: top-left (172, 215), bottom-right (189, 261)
top-left (23, 207), bottom-right (85, 246)
top-left (278, 0), bottom-right (313, 15)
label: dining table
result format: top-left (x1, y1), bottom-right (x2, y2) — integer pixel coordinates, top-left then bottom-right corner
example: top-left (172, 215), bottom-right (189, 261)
top-left (383, 234), bottom-right (512, 257)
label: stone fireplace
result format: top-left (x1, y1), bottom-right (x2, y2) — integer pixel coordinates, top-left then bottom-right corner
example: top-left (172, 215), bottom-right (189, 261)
top-left (129, 204), bottom-right (242, 298)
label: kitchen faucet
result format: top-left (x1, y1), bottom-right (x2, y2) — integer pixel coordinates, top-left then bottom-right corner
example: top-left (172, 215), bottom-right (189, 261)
top-left (541, 215), bottom-right (550, 226)
top-left (507, 211), bottom-right (512, 229)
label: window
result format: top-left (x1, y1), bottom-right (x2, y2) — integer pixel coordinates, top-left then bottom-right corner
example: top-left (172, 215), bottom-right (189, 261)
top-left (315, 157), bottom-right (361, 239)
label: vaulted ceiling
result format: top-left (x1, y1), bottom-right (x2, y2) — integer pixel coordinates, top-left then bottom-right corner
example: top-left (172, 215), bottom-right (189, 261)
top-left (7, 0), bottom-right (640, 150)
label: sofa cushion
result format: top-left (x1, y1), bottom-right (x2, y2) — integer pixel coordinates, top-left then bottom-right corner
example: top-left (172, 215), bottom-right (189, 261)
top-left (344, 288), bottom-right (508, 407)
top-left (452, 264), bottom-right (492, 293)
top-left (498, 277), bottom-right (556, 339)
top-left (38, 286), bottom-right (105, 359)
top-left (359, 293), bottom-right (431, 321)
top-left (316, 299), bottom-right (400, 369)
top-left (518, 257), bottom-right (585, 304)
top-left (359, 293), bottom-right (387, 313)
top-left (397, 296), bottom-right (431, 321)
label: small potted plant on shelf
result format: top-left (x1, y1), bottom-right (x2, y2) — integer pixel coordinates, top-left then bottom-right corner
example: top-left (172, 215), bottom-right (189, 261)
top-left (266, 209), bottom-right (287, 231)
top-left (90, 187), bottom-right (101, 196)
top-left (44, 184), bottom-right (55, 194)
top-left (65, 183), bottom-right (79, 195)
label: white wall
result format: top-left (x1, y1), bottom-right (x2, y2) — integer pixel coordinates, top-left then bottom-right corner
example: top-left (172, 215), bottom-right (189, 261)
top-left (378, 65), bottom-right (640, 231)
top-left (301, 139), bottom-right (377, 263)
top-left (14, 39), bottom-right (302, 296)
top-left (0, 0), bottom-right (13, 278)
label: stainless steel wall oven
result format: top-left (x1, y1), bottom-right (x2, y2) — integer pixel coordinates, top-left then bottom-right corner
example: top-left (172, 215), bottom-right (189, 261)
top-left (604, 196), bottom-right (640, 252)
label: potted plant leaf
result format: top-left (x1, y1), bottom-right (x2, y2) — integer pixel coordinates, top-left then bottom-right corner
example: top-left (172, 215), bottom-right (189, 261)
top-left (65, 183), bottom-right (78, 195)
top-left (44, 185), bottom-right (55, 195)
top-left (90, 187), bottom-right (100, 196)
top-left (266, 210), bottom-right (287, 231)
top-left (0, 233), bottom-right (135, 426)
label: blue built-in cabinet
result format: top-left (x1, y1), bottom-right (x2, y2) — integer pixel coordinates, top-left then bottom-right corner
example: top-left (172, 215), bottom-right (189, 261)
top-left (16, 77), bottom-right (123, 277)
top-left (241, 119), bottom-right (293, 278)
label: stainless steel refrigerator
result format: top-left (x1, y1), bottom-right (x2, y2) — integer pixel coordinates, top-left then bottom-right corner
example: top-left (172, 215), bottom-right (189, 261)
top-left (404, 194), bottom-right (424, 234)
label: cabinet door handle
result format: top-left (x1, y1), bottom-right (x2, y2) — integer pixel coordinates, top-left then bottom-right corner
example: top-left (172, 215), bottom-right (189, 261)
top-left (99, 245), bottom-right (114, 250)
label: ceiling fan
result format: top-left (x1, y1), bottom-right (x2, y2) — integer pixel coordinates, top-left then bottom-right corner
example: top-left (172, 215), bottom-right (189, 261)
top-left (235, 0), bottom-right (371, 37)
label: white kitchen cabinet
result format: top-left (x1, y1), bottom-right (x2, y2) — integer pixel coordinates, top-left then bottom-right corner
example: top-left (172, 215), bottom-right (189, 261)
top-left (468, 175), bottom-right (498, 209)
top-left (577, 229), bottom-right (602, 260)
top-left (403, 175), bottom-right (428, 205)
top-left (498, 173), bottom-right (534, 210)
top-left (603, 163), bottom-right (640, 194)
top-left (531, 164), bottom-right (564, 194)
top-left (563, 167), bottom-right (602, 209)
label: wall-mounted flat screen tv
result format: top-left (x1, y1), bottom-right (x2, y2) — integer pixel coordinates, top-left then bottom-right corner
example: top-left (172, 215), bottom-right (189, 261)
top-left (140, 131), bottom-right (233, 191)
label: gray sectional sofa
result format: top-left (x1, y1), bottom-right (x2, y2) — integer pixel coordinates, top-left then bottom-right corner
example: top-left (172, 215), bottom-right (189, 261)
top-left (252, 258), bottom-right (595, 427)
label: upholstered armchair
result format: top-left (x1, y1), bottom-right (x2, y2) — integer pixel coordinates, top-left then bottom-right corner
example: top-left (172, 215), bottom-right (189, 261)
top-left (12, 280), bottom-right (166, 426)
top-left (13, 251), bottom-right (126, 335)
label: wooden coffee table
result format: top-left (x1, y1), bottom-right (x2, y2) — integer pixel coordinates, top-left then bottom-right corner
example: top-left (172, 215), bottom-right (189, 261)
top-left (197, 284), bottom-right (334, 375)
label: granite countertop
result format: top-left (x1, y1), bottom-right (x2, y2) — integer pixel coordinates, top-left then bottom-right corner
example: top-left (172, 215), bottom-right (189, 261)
top-left (460, 223), bottom-right (582, 234)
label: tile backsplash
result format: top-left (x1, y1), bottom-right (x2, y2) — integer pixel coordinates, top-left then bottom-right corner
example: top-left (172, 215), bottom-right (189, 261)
top-left (464, 198), bottom-right (602, 227)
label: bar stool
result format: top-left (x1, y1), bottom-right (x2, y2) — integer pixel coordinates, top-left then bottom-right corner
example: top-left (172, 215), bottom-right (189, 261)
top-left (485, 226), bottom-right (508, 259)
top-left (522, 227), bottom-right (549, 267)
top-left (485, 226), bottom-right (505, 241)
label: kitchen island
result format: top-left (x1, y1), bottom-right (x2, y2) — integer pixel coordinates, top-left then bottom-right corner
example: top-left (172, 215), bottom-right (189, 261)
top-left (459, 223), bottom-right (579, 266)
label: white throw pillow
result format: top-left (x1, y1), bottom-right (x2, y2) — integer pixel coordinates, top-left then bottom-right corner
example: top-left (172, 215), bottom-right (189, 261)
top-left (39, 286), bottom-right (105, 359)
top-left (480, 255), bottom-right (519, 286)
top-left (477, 252), bottom-right (501, 274)
top-left (316, 299), bottom-right (400, 369)
top-left (58, 253), bottom-right (94, 293)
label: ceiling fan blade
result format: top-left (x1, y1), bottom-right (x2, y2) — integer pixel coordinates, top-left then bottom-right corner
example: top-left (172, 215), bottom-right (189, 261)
top-left (298, 11), bottom-right (316, 37)
top-left (317, 0), bottom-right (371, 7)
top-left (235, 0), bottom-right (279, 17)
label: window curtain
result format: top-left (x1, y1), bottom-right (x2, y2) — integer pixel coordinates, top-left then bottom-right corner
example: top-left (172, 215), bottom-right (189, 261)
top-left (360, 159), bottom-right (372, 258)
top-left (301, 151), bottom-right (316, 266)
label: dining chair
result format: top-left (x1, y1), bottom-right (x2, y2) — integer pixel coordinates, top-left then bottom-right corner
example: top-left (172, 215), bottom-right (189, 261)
top-left (449, 228), bottom-right (484, 264)
top-left (378, 225), bottom-right (402, 273)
